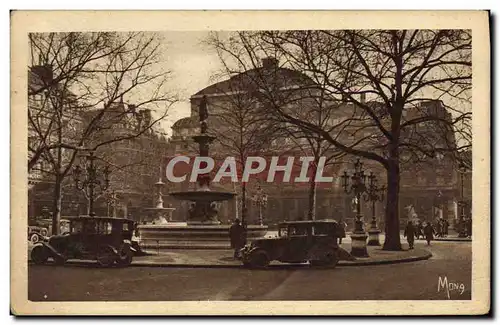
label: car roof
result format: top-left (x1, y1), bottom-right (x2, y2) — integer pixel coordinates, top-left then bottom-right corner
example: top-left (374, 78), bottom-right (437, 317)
top-left (279, 219), bottom-right (338, 225)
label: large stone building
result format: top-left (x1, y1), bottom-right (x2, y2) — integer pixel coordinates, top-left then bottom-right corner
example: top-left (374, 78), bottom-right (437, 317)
top-left (166, 57), bottom-right (472, 229)
top-left (27, 65), bottom-right (170, 220)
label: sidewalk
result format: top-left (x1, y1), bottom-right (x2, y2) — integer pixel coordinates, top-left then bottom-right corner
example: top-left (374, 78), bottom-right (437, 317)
top-left (132, 243), bottom-right (431, 268)
top-left (419, 237), bottom-right (472, 242)
top-left (28, 236), bottom-right (432, 268)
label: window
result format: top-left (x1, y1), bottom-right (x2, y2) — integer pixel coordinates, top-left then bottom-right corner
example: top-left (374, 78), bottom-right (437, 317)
top-left (123, 223), bottom-right (130, 231)
top-left (98, 221), bottom-right (112, 234)
top-left (417, 174), bottom-right (426, 185)
top-left (289, 225), bottom-right (308, 236)
top-left (84, 220), bottom-right (98, 234)
top-left (71, 221), bottom-right (84, 233)
top-left (313, 224), bottom-right (331, 236)
top-left (279, 227), bottom-right (288, 237)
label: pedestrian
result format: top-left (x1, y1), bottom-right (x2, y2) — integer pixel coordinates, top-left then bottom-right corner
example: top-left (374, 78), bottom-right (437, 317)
top-left (229, 218), bottom-right (245, 259)
top-left (436, 219), bottom-right (442, 238)
top-left (241, 219), bottom-right (248, 246)
top-left (423, 222), bottom-right (435, 245)
top-left (404, 220), bottom-right (416, 249)
top-left (337, 218), bottom-right (347, 245)
top-left (466, 217), bottom-right (472, 238)
top-left (417, 220), bottom-right (423, 239)
top-left (443, 218), bottom-right (449, 237)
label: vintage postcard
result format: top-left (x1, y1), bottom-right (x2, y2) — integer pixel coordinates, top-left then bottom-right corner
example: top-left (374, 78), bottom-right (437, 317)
top-left (10, 10), bottom-right (490, 315)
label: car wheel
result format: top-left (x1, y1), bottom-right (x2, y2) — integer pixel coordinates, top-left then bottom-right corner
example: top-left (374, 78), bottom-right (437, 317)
top-left (31, 245), bottom-right (48, 265)
top-left (30, 233), bottom-right (40, 244)
top-left (249, 250), bottom-right (270, 269)
top-left (97, 246), bottom-right (116, 267)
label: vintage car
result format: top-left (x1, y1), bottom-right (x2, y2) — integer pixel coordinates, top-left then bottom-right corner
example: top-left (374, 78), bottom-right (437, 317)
top-left (240, 220), bottom-right (340, 268)
top-left (28, 218), bottom-right (71, 243)
top-left (30, 216), bottom-right (137, 267)
top-left (27, 225), bottom-right (49, 243)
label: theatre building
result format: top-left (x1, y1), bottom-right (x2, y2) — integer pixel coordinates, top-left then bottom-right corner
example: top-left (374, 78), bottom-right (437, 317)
top-left (166, 58), bottom-right (472, 230)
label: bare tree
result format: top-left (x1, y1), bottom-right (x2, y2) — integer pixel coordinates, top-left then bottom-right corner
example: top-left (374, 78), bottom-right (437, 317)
top-left (208, 29), bottom-right (472, 250)
top-left (28, 32), bottom-right (176, 234)
top-left (199, 67), bottom-right (286, 224)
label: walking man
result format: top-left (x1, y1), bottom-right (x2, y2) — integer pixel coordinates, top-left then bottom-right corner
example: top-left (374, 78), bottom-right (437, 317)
top-left (436, 219), bottom-right (442, 238)
top-left (229, 218), bottom-right (245, 259)
top-left (443, 218), bottom-right (449, 237)
top-left (337, 218), bottom-right (347, 245)
top-left (466, 217), bottom-right (472, 238)
top-left (417, 220), bottom-right (424, 239)
top-left (423, 222), bottom-right (435, 245)
top-left (404, 221), bottom-right (416, 250)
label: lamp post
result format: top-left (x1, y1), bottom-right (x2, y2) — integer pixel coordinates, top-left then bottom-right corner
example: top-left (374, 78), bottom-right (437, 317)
top-left (364, 172), bottom-right (385, 246)
top-left (341, 158), bottom-right (369, 257)
top-left (107, 190), bottom-right (118, 218)
top-left (458, 163), bottom-right (467, 238)
top-left (251, 184), bottom-right (268, 226)
top-left (72, 150), bottom-right (111, 217)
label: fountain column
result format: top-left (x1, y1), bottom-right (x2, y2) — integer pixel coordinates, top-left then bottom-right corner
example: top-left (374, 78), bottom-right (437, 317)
top-left (144, 173), bottom-right (175, 224)
top-left (186, 95), bottom-right (220, 225)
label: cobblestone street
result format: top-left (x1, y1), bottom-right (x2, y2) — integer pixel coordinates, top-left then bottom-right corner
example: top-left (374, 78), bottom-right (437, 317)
top-left (28, 240), bottom-right (471, 301)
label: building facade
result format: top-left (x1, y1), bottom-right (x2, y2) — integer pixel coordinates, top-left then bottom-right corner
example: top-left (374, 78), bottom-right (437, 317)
top-left (166, 58), bottom-right (472, 229)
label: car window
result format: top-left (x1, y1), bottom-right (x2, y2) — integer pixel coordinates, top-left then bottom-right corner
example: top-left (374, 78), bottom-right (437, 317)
top-left (71, 221), bottom-right (84, 233)
top-left (279, 227), bottom-right (288, 237)
top-left (289, 225), bottom-right (308, 236)
top-left (97, 221), bottom-right (112, 234)
top-left (123, 223), bottom-right (130, 231)
top-left (313, 225), bottom-right (329, 235)
top-left (84, 220), bottom-right (98, 234)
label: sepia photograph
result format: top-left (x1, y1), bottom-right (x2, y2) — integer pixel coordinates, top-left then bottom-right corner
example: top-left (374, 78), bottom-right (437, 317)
top-left (10, 10), bottom-right (490, 315)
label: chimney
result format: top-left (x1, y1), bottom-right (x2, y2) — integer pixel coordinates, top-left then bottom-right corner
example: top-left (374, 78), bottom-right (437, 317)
top-left (360, 93), bottom-right (366, 103)
top-left (262, 57), bottom-right (279, 68)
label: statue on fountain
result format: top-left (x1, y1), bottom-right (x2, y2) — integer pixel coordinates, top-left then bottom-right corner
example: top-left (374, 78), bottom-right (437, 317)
top-left (199, 95), bottom-right (209, 134)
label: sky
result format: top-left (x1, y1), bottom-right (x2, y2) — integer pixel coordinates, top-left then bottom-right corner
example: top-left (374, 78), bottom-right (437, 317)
top-left (154, 31), bottom-right (224, 136)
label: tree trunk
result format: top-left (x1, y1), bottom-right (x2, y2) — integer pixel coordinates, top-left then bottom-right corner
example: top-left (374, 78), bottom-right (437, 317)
top-left (86, 197), bottom-right (91, 215)
top-left (51, 175), bottom-right (62, 235)
top-left (382, 159), bottom-right (403, 251)
top-left (307, 177), bottom-right (317, 220)
top-left (241, 182), bottom-right (247, 224)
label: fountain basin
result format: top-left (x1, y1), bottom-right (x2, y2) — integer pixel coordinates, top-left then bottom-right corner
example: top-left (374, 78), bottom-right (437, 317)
top-left (137, 223), bottom-right (268, 249)
top-left (169, 191), bottom-right (236, 202)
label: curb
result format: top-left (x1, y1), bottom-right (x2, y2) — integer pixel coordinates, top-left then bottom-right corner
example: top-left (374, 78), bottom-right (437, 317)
top-left (416, 238), bottom-right (472, 242)
top-left (128, 250), bottom-right (433, 268)
top-left (338, 251), bottom-right (433, 266)
top-left (141, 245), bottom-right (230, 250)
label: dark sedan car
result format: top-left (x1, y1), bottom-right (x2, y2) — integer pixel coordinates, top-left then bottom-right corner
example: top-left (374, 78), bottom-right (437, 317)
top-left (240, 220), bottom-right (340, 268)
top-left (30, 216), bottom-right (137, 267)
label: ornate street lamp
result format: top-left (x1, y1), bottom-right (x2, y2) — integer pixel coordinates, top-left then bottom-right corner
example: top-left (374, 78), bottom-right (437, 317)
top-left (363, 172), bottom-right (386, 246)
top-left (107, 190), bottom-right (118, 218)
top-left (341, 158), bottom-right (369, 257)
top-left (457, 162), bottom-right (468, 238)
top-left (251, 183), bottom-right (268, 226)
top-left (341, 158), bottom-right (367, 232)
top-left (73, 150), bottom-right (111, 217)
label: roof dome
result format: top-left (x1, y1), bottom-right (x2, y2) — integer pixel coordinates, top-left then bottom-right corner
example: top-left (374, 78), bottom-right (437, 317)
top-left (171, 116), bottom-right (197, 129)
top-left (171, 115), bottom-right (219, 130)
top-left (192, 57), bottom-right (317, 98)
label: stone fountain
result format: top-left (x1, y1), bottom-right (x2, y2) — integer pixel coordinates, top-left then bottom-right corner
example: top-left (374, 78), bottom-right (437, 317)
top-left (143, 176), bottom-right (175, 224)
top-left (138, 96), bottom-right (268, 249)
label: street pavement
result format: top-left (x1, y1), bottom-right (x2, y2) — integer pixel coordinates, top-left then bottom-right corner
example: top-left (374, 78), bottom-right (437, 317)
top-left (28, 239), bottom-right (471, 301)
